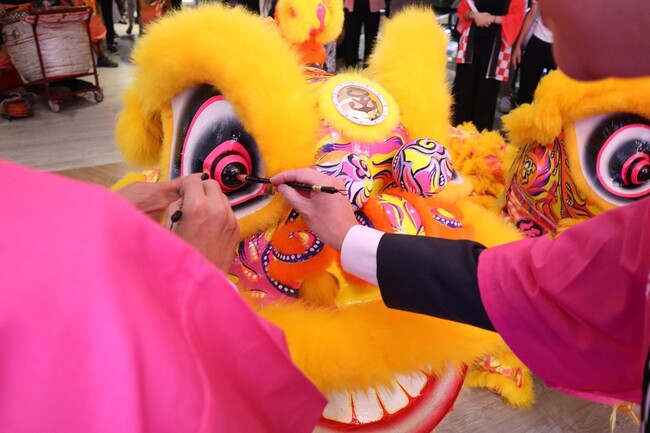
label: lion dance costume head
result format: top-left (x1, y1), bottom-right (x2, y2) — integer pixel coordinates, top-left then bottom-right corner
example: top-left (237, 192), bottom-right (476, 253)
top-left (115, 3), bottom-right (534, 430)
top-left (501, 71), bottom-right (650, 238)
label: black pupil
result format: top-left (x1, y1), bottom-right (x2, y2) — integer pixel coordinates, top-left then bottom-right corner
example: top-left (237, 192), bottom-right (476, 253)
top-left (609, 141), bottom-right (650, 187)
top-left (636, 165), bottom-right (650, 183)
top-left (221, 162), bottom-right (247, 188)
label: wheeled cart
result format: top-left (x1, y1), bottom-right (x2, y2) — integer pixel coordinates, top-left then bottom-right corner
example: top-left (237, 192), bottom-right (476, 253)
top-left (1, 6), bottom-right (103, 112)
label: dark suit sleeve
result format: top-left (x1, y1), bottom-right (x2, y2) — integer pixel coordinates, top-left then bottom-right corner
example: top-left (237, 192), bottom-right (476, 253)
top-left (377, 234), bottom-right (495, 331)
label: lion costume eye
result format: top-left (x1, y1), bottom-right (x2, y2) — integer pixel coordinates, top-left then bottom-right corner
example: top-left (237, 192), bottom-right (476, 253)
top-left (575, 112), bottom-right (650, 206)
top-left (170, 85), bottom-right (271, 213)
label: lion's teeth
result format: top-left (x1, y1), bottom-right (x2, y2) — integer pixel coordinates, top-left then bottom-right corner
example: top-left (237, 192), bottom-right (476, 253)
top-left (321, 371), bottom-right (430, 424)
top-left (351, 389), bottom-right (383, 423)
top-left (322, 390), bottom-right (353, 423)
top-left (376, 380), bottom-right (409, 414)
top-left (395, 371), bottom-right (427, 397)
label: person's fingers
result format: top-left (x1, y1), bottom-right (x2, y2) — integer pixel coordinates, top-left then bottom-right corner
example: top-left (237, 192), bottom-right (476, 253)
top-left (327, 175), bottom-right (346, 190)
top-left (166, 197), bottom-right (183, 230)
top-left (202, 178), bottom-right (225, 198)
top-left (201, 179), bottom-right (236, 217)
top-left (271, 168), bottom-right (332, 186)
top-left (179, 173), bottom-right (207, 206)
top-left (165, 190), bottom-right (181, 204)
top-left (272, 169), bottom-right (348, 195)
top-left (158, 176), bottom-right (183, 192)
top-left (277, 184), bottom-right (308, 209)
top-left (167, 197), bottom-right (182, 212)
top-left (270, 169), bottom-right (303, 185)
top-left (276, 180), bottom-right (358, 251)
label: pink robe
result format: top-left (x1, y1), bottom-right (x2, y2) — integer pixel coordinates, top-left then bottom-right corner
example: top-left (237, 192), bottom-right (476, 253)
top-left (0, 160), bottom-right (326, 432)
top-left (479, 196), bottom-right (650, 404)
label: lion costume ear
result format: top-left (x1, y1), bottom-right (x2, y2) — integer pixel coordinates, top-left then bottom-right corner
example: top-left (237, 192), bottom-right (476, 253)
top-left (365, 6), bottom-right (452, 143)
top-left (501, 97), bottom-right (563, 148)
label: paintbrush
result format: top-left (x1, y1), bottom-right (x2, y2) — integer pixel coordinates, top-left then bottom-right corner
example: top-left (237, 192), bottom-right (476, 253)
top-left (236, 174), bottom-right (344, 194)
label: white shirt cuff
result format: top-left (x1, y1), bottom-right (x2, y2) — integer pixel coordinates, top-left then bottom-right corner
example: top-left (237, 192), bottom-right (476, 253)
top-left (340, 225), bottom-right (384, 286)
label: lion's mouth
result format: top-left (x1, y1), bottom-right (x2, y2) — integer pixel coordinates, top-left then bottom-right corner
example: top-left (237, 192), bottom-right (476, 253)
top-left (315, 365), bottom-right (464, 432)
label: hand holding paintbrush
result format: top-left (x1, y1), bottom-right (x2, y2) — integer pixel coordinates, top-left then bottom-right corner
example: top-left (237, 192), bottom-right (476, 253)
top-left (212, 160), bottom-right (346, 195)
top-left (270, 169), bottom-right (359, 251)
top-left (166, 173), bottom-right (239, 272)
top-left (236, 174), bottom-right (345, 194)
top-left (170, 167), bottom-right (346, 229)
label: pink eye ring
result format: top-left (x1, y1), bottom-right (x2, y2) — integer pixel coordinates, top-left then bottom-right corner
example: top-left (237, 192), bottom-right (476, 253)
top-left (202, 138), bottom-right (252, 192)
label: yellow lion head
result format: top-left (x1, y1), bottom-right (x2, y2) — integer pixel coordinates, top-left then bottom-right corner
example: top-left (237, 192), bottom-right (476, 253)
top-left (116, 4), bottom-right (532, 429)
top-left (502, 71), bottom-right (650, 237)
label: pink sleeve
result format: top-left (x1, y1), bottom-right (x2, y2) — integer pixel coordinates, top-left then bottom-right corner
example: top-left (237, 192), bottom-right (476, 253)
top-left (478, 197), bottom-right (650, 404)
top-left (501, 0), bottom-right (525, 46)
top-left (0, 161), bottom-right (326, 433)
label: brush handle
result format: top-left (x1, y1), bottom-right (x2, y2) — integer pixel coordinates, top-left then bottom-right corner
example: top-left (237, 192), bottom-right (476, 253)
top-left (243, 176), bottom-right (342, 194)
top-left (243, 175), bottom-right (272, 184)
top-left (285, 182), bottom-right (341, 194)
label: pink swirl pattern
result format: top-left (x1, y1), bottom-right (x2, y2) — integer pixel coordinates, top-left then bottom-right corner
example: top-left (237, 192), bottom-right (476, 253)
top-left (392, 138), bottom-right (454, 196)
top-left (315, 152), bottom-right (374, 209)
